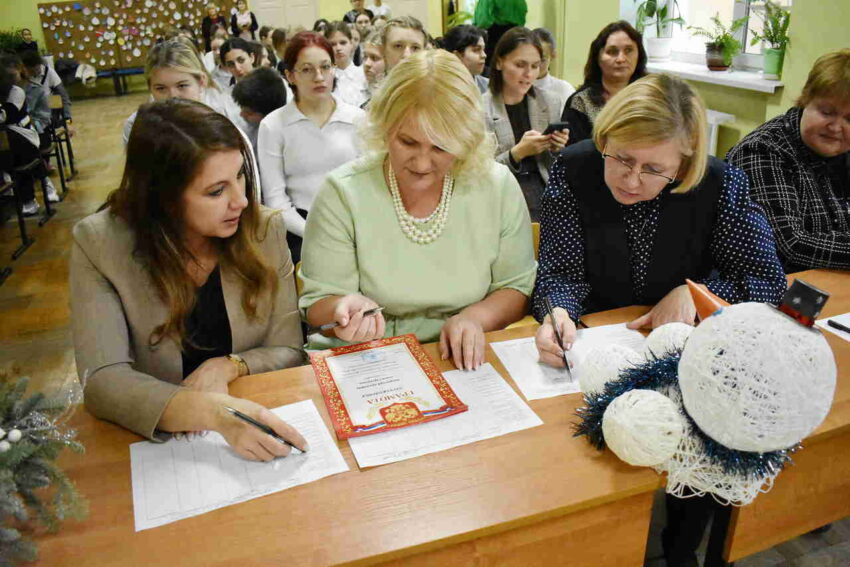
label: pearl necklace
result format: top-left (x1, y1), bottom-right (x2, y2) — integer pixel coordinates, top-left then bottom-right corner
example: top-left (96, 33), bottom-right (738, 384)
top-left (388, 165), bottom-right (454, 245)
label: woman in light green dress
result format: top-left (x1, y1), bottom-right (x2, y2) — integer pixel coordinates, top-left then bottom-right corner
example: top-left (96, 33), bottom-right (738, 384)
top-left (299, 49), bottom-right (537, 371)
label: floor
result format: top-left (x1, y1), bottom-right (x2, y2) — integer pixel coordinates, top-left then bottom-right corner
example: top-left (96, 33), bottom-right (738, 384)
top-left (1, 91), bottom-right (847, 567)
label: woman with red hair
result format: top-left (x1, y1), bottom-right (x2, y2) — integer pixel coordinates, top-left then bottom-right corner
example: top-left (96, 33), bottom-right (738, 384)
top-left (258, 32), bottom-right (365, 263)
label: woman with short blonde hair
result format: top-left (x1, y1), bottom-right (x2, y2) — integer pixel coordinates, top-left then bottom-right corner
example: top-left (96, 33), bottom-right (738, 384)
top-left (299, 49), bottom-right (536, 371)
top-left (534, 73), bottom-right (785, 367)
top-left (728, 49), bottom-right (850, 272)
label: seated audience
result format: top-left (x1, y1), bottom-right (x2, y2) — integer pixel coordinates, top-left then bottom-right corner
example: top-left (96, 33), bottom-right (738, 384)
top-left (362, 31), bottom-right (386, 101)
top-left (354, 13), bottom-right (373, 43)
top-left (350, 24), bottom-right (363, 66)
top-left (258, 31), bottom-right (365, 263)
top-left (313, 19), bottom-right (330, 34)
top-left (561, 21), bottom-right (647, 147)
top-left (272, 28), bottom-right (288, 74)
top-left (19, 49), bottom-right (72, 123)
top-left (299, 50), bottom-right (536, 370)
top-left (204, 36), bottom-right (232, 90)
top-left (0, 56), bottom-right (49, 216)
top-left (17, 55), bottom-right (59, 202)
top-left (253, 41), bottom-right (274, 68)
top-left (231, 0), bottom-right (259, 40)
top-left (442, 24), bottom-right (489, 94)
top-left (344, 0), bottom-right (374, 24)
top-left (201, 3), bottom-right (227, 52)
top-left (381, 16), bottom-right (427, 72)
top-left (534, 74), bottom-right (786, 367)
top-left (483, 27), bottom-right (567, 221)
top-left (220, 37), bottom-right (258, 86)
top-left (727, 49), bottom-right (850, 272)
top-left (324, 21), bottom-right (368, 107)
top-left (71, 99), bottom-right (306, 460)
top-left (532, 27), bottom-right (575, 115)
top-left (259, 26), bottom-right (276, 65)
top-left (367, 1), bottom-right (391, 19)
top-left (232, 67), bottom-right (288, 160)
top-left (373, 15), bottom-right (388, 30)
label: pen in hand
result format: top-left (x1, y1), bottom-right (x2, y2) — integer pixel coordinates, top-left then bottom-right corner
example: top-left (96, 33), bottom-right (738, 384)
top-left (223, 406), bottom-right (305, 453)
top-left (306, 306), bottom-right (384, 335)
top-left (543, 296), bottom-right (573, 379)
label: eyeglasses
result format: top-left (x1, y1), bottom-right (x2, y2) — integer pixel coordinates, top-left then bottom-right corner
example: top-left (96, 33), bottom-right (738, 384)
top-left (294, 63), bottom-right (333, 77)
top-left (601, 150), bottom-right (677, 185)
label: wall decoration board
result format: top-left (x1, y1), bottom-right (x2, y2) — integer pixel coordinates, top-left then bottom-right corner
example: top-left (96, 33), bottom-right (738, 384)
top-left (37, 0), bottom-right (238, 70)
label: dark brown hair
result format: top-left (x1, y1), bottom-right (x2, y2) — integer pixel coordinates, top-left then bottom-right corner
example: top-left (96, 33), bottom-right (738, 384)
top-left (489, 27), bottom-right (543, 97)
top-left (107, 98), bottom-right (277, 346)
top-left (581, 20), bottom-right (648, 106)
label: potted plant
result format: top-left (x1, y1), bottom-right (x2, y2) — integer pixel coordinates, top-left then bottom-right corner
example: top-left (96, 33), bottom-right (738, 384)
top-left (689, 13), bottom-right (747, 71)
top-left (634, 0), bottom-right (685, 61)
top-left (749, 0), bottom-right (791, 79)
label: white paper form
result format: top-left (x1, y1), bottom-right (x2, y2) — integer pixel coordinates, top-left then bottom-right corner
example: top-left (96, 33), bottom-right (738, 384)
top-left (816, 312), bottom-right (850, 342)
top-left (347, 363), bottom-right (542, 468)
top-left (130, 400), bottom-right (348, 531)
top-left (491, 323), bottom-right (646, 400)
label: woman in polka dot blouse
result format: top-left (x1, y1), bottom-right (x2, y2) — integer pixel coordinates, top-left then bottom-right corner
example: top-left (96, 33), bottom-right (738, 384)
top-left (532, 74), bottom-right (787, 368)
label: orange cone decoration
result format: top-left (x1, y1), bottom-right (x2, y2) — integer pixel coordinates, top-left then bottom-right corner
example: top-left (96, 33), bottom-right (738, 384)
top-left (686, 279), bottom-right (730, 322)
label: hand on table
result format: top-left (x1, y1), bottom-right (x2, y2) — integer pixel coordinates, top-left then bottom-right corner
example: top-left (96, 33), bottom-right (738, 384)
top-left (332, 293), bottom-right (386, 343)
top-left (627, 285), bottom-right (697, 330)
top-left (535, 307), bottom-right (577, 368)
top-left (439, 314), bottom-right (485, 371)
top-left (183, 356), bottom-right (239, 395)
top-left (214, 395), bottom-right (308, 462)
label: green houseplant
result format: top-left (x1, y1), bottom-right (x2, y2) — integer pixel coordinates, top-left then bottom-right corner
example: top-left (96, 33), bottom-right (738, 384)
top-left (0, 29), bottom-right (23, 53)
top-left (689, 13), bottom-right (748, 71)
top-left (634, 0), bottom-right (686, 61)
top-left (749, 0), bottom-right (791, 79)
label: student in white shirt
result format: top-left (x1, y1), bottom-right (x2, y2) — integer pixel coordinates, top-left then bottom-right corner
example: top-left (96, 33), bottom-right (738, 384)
top-left (122, 38), bottom-right (261, 200)
top-left (532, 27), bottom-right (575, 116)
top-left (204, 36), bottom-right (232, 90)
top-left (258, 31), bottom-right (365, 263)
top-left (231, 67), bottom-right (288, 163)
top-left (324, 21), bottom-right (368, 108)
top-left (367, 0), bottom-right (391, 18)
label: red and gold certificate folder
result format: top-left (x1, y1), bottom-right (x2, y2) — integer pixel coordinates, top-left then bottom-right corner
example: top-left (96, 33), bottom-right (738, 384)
top-left (310, 334), bottom-right (468, 440)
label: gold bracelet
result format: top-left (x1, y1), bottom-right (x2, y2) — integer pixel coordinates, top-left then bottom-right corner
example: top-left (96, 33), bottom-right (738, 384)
top-left (226, 353), bottom-right (249, 377)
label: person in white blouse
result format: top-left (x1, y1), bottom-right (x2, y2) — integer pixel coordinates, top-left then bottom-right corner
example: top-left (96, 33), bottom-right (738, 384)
top-left (367, 1), bottom-right (391, 18)
top-left (323, 21), bottom-right (368, 108)
top-left (258, 31), bottom-right (365, 263)
top-left (532, 27), bottom-right (575, 116)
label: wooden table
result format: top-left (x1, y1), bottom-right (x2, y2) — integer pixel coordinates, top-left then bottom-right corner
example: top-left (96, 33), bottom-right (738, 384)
top-left (723, 269), bottom-right (850, 562)
top-left (36, 327), bottom-right (660, 566)
top-left (33, 270), bottom-right (849, 566)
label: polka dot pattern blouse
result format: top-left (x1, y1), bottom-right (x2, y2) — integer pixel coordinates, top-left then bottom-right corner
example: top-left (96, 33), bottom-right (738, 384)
top-left (532, 161), bottom-right (787, 323)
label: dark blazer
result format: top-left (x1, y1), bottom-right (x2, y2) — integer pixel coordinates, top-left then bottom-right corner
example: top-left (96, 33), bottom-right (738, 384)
top-left (201, 15), bottom-right (227, 51)
top-left (230, 12), bottom-right (259, 40)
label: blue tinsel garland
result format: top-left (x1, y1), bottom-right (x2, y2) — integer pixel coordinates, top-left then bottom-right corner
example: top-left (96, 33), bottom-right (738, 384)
top-left (573, 351), bottom-right (797, 480)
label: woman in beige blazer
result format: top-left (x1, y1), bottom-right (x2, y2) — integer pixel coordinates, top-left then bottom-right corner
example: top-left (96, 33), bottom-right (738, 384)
top-left (483, 27), bottom-right (569, 221)
top-left (71, 98), bottom-right (307, 461)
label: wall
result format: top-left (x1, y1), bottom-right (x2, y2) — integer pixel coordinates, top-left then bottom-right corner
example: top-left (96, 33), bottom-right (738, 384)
top-left (2, 0), bottom-right (47, 52)
top-left (687, 0), bottom-right (850, 157)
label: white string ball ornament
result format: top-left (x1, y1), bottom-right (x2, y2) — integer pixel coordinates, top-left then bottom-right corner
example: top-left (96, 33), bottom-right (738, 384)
top-left (679, 303), bottom-right (836, 453)
top-left (644, 322), bottom-right (693, 358)
top-left (602, 390), bottom-right (686, 466)
top-left (579, 344), bottom-right (642, 395)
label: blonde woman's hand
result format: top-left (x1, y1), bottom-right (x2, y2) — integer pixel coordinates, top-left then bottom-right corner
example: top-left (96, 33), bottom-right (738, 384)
top-left (439, 315), bottom-right (486, 371)
top-left (332, 293), bottom-right (386, 343)
top-left (535, 307), bottom-right (577, 368)
top-left (627, 285), bottom-right (697, 330)
top-left (214, 396), bottom-right (308, 462)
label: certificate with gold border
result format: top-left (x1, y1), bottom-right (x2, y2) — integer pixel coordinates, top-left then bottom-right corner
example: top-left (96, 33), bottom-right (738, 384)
top-left (310, 334), bottom-right (468, 440)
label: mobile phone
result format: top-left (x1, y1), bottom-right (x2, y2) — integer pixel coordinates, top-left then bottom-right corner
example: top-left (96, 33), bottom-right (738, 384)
top-left (543, 121), bottom-right (571, 135)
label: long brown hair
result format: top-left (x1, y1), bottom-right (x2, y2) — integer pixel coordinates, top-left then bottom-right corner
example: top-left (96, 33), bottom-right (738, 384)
top-left (107, 98), bottom-right (277, 347)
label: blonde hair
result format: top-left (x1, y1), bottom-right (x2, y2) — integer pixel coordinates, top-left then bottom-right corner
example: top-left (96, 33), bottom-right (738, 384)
top-left (379, 15), bottom-right (426, 47)
top-left (361, 49), bottom-right (496, 184)
top-left (145, 37), bottom-right (219, 92)
top-left (797, 49), bottom-right (850, 108)
top-left (593, 74), bottom-right (708, 194)
top-left (363, 30), bottom-right (382, 48)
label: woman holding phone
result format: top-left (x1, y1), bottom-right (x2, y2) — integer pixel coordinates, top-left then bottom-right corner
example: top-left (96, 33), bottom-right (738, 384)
top-left (483, 27), bottom-right (568, 221)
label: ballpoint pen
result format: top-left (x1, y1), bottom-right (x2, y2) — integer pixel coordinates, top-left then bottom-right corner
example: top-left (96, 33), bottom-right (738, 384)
top-left (544, 296), bottom-right (573, 380)
top-left (223, 406), bottom-right (304, 452)
top-left (827, 319), bottom-right (850, 334)
top-left (306, 306), bottom-right (384, 335)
